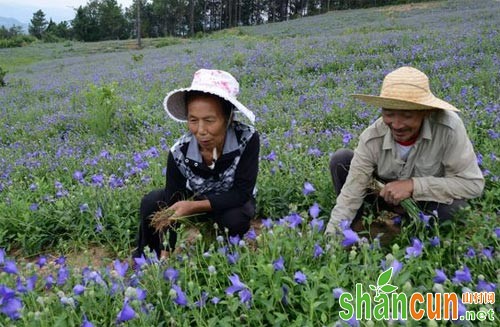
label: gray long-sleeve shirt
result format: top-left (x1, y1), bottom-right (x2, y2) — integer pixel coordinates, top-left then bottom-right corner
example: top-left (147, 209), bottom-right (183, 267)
top-left (326, 109), bottom-right (484, 234)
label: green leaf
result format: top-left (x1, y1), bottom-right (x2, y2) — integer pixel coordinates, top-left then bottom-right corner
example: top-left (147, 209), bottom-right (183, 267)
top-left (377, 267), bottom-right (393, 287)
top-left (379, 284), bottom-right (398, 294)
top-left (369, 284), bottom-right (377, 292)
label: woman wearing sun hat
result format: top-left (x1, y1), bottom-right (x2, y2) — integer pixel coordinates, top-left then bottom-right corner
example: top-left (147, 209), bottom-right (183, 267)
top-left (325, 66), bottom-right (484, 237)
top-left (134, 69), bottom-right (259, 258)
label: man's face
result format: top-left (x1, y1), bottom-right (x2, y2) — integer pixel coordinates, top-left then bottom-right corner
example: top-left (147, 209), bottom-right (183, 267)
top-left (382, 109), bottom-right (428, 143)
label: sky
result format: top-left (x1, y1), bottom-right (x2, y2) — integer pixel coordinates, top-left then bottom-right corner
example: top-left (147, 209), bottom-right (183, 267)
top-left (0, 0), bottom-right (134, 24)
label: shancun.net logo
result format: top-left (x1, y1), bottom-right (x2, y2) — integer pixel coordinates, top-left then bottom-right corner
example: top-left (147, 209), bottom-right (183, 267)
top-left (338, 268), bottom-right (496, 322)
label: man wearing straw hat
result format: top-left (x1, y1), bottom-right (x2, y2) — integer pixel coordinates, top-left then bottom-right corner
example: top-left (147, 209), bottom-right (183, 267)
top-left (133, 69), bottom-right (259, 258)
top-left (325, 66), bottom-right (484, 237)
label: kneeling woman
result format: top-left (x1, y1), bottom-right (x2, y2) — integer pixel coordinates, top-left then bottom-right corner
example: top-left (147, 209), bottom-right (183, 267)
top-left (134, 69), bottom-right (259, 258)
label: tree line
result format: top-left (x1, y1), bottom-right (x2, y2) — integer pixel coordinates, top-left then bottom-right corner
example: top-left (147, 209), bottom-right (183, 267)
top-left (3, 0), bottom-right (430, 43)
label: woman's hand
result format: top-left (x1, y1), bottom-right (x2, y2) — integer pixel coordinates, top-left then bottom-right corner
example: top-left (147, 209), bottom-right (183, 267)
top-left (168, 200), bottom-right (212, 217)
top-left (379, 179), bottom-right (413, 206)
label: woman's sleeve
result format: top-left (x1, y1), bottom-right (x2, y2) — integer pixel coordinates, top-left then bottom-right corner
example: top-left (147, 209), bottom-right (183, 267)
top-left (165, 151), bottom-right (188, 206)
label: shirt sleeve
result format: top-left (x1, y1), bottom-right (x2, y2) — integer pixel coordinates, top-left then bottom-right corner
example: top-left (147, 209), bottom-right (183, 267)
top-left (412, 120), bottom-right (484, 203)
top-left (164, 151), bottom-right (188, 206)
top-left (206, 131), bottom-right (260, 211)
top-left (326, 137), bottom-right (376, 234)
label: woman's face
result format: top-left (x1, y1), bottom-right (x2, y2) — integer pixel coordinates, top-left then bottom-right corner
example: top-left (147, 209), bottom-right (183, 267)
top-left (187, 94), bottom-right (227, 153)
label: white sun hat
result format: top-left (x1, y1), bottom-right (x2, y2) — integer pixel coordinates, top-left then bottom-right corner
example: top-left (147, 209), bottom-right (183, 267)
top-left (352, 66), bottom-right (459, 111)
top-left (163, 69), bottom-right (255, 124)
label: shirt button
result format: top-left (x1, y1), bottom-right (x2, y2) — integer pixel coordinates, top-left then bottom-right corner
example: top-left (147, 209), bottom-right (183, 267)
top-left (194, 163), bottom-right (198, 167)
top-left (185, 159), bottom-right (189, 163)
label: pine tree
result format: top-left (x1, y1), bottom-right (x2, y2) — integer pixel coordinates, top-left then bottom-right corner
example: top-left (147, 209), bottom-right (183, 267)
top-left (28, 10), bottom-right (48, 39)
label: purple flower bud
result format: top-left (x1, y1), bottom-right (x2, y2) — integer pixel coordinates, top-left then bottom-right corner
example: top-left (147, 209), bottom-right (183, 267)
top-left (273, 256), bottom-right (285, 272)
top-left (465, 247), bottom-right (475, 258)
top-left (294, 271), bottom-right (307, 284)
top-left (73, 284), bottom-right (85, 295)
top-left (313, 243), bottom-right (323, 258)
top-left (429, 236), bottom-right (440, 247)
top-left (0, 285), bottom-right (22, 320)
top-left (342, 132), bottom-right (353, 146)
top-left (3, 260), bottom-right (18, 275)
top-left (78, 204), bottom-right (89, 214)
top-left (26, 275), bottom-right (37, 291)
top-left (434, 269), bottom-right (447, 283)
top-left (195, 291), bottom-right (208, 308)
top-left (133, 255), bottom-right (147, 270)
top-left (418, 212), bottom-right (431, 226)
top-left (308, 202), bottom-right (320, 219)
top-left (307, 147), bottom-right (322, 157)
top-left (391, 259), bottom-right (403, 274)
top-left (261, 218), bottom-right (273, 229)
top-left (172, 285), bottom-right (188, 307)
top-left (405, 238), bottom-right (423, 258)
top-left (116, 301), bottom-right (135, 322)
top-left (163, 267), bottom-right (179, 283)
top-left (341, 229), bottom-right (359, 247)
top-left (239, 288), bottom-right (252, 306)
top-left (226, 274), bottom-right (247, 295)
top-left (264, 151), bottom-right (276, 161)
top-left (57, 266), bottom-right (69, 285)
top-left (302, 182), bottom-right (315, 195)
top-left (452, 266), bottom-right (472, 284)
top-left (114, 259), bottom-right (129, 278)
top-left (476, 279), bottom-right (496, 292)
top-left (90, 174), bottom-right (104, 187)
top-left (55, 256), bottom-right (66, 265)
top-left (73, 170), bottom-right (84, 182)
top-left (281, 285), bottom-right (289, 305)
top-left (95, 207), bottom-right (102, 219)
top-left (36, 256), bottom-right (46, 268)
top-left (229, 235), bottom-right (240, 245)
top-left (286, 212), bottom-right (303, 228)
top-left (227, 251), bottom-right (240, 265)
top-left (481, 247), bottom-right (493, 259)
top-left (332, 288), bottom-right (344, 299)
top-left (309, 218), bottom-right (324, 232)
top-left (82, 314), bottom-right (94, 327)
top-left (244, 228), bottom-right (257, 240)
top-left (45, 274), bottom-right (54, 289)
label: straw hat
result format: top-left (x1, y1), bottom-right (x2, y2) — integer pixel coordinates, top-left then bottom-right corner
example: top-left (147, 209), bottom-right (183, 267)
top-left (352, 66), bottom-right (459, 111)
top-left (163, 69), bottom-right (255, 123)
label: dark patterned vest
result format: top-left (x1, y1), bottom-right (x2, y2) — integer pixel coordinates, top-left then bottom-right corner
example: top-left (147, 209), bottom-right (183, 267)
top-left (171, 121), bottom-right (255, 195)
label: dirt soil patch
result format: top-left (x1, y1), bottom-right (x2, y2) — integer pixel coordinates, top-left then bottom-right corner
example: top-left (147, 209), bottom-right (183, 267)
top-left (10, 219), bottom-right (264, 270)
top-left (378, 1), bottom-right (441, 13)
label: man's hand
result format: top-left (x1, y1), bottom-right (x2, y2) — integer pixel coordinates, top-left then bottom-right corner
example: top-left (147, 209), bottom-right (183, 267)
top-left (379, 179), bottom-right (413, 206)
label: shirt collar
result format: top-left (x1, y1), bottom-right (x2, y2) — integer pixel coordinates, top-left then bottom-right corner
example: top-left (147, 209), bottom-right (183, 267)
top-left (420, 117), bottom-right (432, 140)
top-left (222, 124), bottom-right (239, 154)
top-left (186, 135), bottom-right (202, 162)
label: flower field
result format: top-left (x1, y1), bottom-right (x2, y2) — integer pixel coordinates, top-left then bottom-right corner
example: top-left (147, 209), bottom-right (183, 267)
top-left (0, 0), bottom-right (499, 325)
